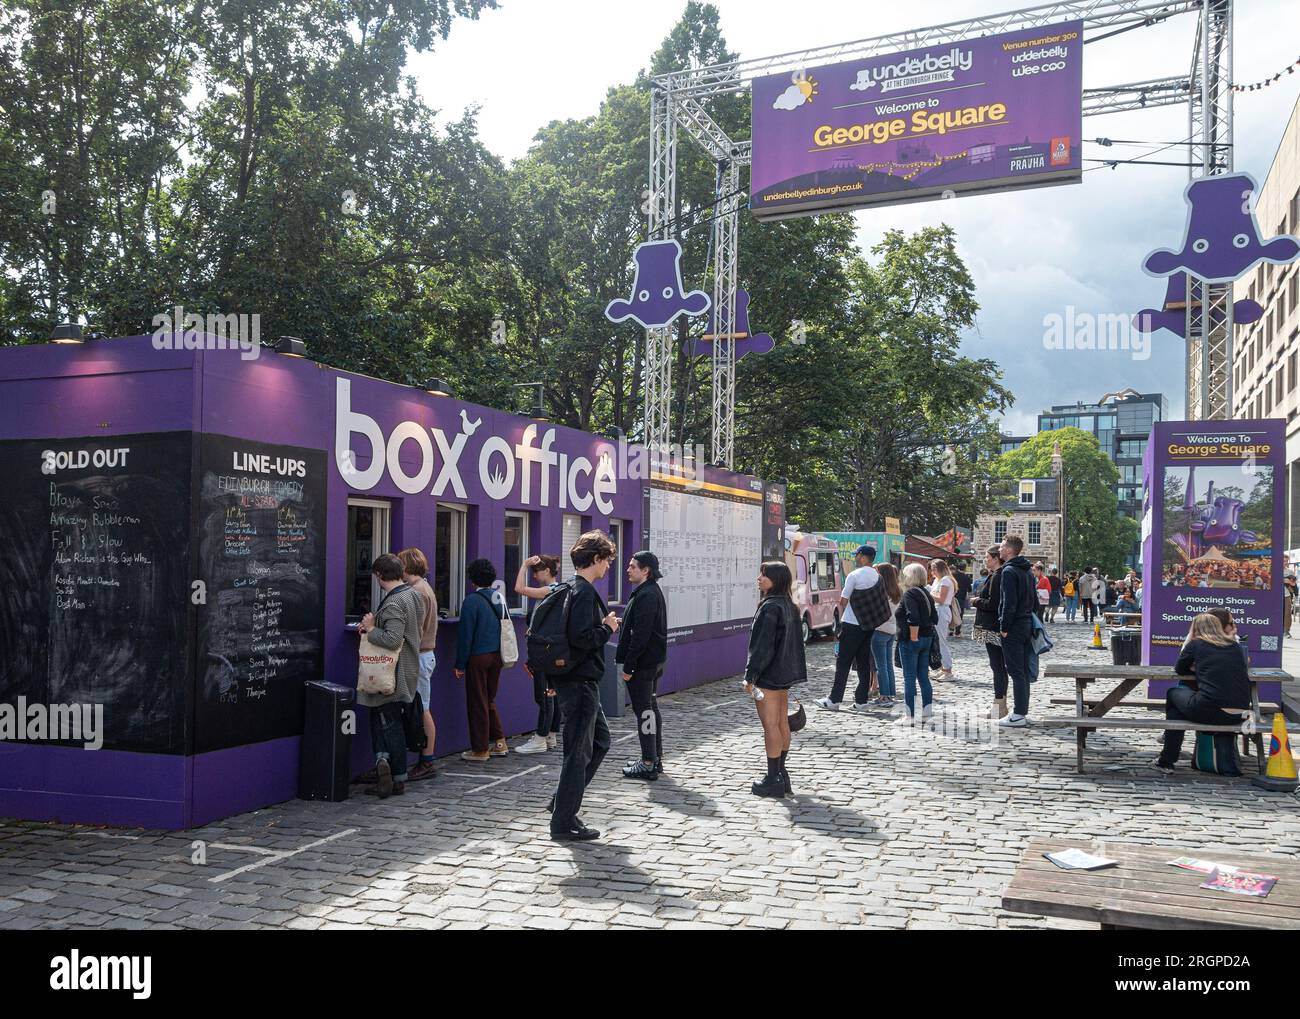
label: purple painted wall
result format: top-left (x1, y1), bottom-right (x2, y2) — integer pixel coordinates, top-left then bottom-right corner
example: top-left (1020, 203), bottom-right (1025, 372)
top-left (0, 336), bottom-right (764, 828)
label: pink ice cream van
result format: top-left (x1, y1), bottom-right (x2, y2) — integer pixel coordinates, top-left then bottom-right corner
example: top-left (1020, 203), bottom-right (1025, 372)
top-left (785, 528), bottom-right (845, 643)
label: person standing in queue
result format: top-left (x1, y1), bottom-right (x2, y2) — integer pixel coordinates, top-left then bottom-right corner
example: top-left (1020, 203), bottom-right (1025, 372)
top-left (928, 559), bottom-right (957, 682)
top-left (616, 551), bottom-right (668, 781)
top-left (896, 563), bottom-right (938, 724)
top-left (550, 531), bottom-right (620, 842)
top-left (743, 561), bottom-right (807, 798)
top-left (398, 547), bottom-right (440, 781)
top-left (356, 554), bottom-right (424, 798)
top-left (454, 559), bottom-right (508, 762)
top-left (997, 535), bottom-right (1036, 728)
top-left (514, 554), bottom-right (563, 755)
top-left (970, 544), bottom-right (1010, 720)
top-left (814, 544), bottom-right (879, 712)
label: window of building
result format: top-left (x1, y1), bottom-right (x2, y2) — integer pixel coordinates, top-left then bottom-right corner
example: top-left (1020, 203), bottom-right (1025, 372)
top-left (1018, 480), bottom-right (1036, 505)
top-left (607, 519), bottom-right (625, 603)
top-left (560, 513), bottom-right (583, 582)
top-left (435, 503), bottom-right (467, 615)
top-left (1028, 520), bottom-right (1042, 546)
top-left (994, 519), bottom-right (1007, 543)
top-left (502, 511), bottom-right (529, 612)
top-left (1277, 370), bottom-right (1285, 405)
top-left (1289, 351), bottom-right (1296, 393)
top-left (1290, 271), bottom-right (1298, 312)
top-left (345, 498), bottom-right (392, 623)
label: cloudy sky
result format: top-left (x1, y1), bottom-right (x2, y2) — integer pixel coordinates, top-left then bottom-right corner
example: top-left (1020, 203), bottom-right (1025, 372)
top-left (409, 0), bottom-right (1300, 432)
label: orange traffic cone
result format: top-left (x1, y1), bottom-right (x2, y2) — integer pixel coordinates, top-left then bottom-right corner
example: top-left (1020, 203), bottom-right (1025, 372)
top-left (1252, 713), bottom-right (1299, 791)
top-left (1089, 622), bottom-right (1105, 650)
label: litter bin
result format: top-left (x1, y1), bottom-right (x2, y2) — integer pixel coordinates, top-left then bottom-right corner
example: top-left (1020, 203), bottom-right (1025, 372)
top-left (1110, 630), bottom-right (1140, 666)
top-left (299, 681), bottom-right (355, 802)
top-left (599, 644), bottom-right (625, 719)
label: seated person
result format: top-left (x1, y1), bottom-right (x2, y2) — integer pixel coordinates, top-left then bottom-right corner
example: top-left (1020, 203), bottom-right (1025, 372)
top-left (1115, 589), bottom-right (1138, 614)
top-left (1154, 612), bottom-right (1250, 774)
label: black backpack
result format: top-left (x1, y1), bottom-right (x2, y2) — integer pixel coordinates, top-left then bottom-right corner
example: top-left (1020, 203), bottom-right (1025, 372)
top-left (525, 581), bottom-right (576, 674)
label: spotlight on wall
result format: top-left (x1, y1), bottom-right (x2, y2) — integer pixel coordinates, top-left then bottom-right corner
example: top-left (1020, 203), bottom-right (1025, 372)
top-left (512, 382), bottom-right (545, 419)
top-left (424, 377), bottom-right (452, 397)
top-left (50, 322), bottom-right (84, 344)
top-left (273, 335), bottom-right (307, 357)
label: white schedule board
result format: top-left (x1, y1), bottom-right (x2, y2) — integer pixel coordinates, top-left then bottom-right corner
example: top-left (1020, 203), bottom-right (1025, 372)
top-left (649, 476), bottom-right (763, 642)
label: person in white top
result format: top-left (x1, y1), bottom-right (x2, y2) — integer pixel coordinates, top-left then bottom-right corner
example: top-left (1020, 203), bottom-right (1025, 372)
top-left (928, 559), bottom-right (957, 681)
top-left (869, 562), bottom-right (903, 707)
top-left (814, 545), bottom-right (879, 712)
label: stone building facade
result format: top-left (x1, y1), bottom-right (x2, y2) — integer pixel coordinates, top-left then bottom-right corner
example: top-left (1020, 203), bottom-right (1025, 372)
top-left (972, 477), bottom-right (1063, 568)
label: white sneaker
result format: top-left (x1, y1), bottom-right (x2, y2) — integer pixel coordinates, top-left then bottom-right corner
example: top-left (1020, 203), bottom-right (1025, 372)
top-left (814, 697), bottom-right (841, 711)
top-left (849, 701), bottom-right (873, 714)
top-left (921, 704), bottom-right (934, 721)
top-left (546, 734), bottom-right (558, 750)
top-left (515, 734), bottom-right (549, 755)
top-left (997, 713), bottom-right (1028, 728)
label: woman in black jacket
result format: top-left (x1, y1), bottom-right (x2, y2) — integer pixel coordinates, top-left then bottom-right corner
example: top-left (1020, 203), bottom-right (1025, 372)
top-left (616, 551), bottom-right (668, 781)
top-left (1155, 612), bottom-right (1251, 773)
top-left (743, 561), bottom-right (807, 798)
top-left (896, 562), bottom-right (938, 723)
top-left (970, 545), bottom-right (1010, 719)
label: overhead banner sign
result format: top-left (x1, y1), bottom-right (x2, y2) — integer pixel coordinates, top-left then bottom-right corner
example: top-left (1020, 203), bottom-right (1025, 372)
top-left (750, 20), bottom-right (1083, 220)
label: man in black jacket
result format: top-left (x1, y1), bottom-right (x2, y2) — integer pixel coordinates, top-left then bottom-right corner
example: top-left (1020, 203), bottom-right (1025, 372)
top-left (616, 550), bottom-right (668, 781)
top-left (550, 530), bottom-right (620, 842)
top-left (997, 534), bottom-right (1036, 728)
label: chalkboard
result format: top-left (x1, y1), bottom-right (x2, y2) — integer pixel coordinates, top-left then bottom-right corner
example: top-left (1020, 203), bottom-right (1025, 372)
top-left (194, 434), bottom-right (326, 753)
top-left (0, 433), bottom-right (193, 754)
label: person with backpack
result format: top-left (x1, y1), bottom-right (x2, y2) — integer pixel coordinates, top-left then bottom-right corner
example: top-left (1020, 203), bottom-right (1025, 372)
top-left (453, 559), bottom-right (509, 762)
top-left (356, 553), bottom-right (424, 798)
top-left (547, 531), bottom-right (620, 842)
top-left (895, 563), bottom-right (938, 723)
top-left (743, 561), bottom-right (807, 797)
top-left (398, 547), bottom-right (440, 781)
top-left (513, 554), bottom-right (563, 755)
top-left (814, 544), bottom-right (880, 712)
top-left (616, 551), bottom-right (668, 781)
top-left (997, 535), bottom-right (1036, 728)
top-left (1062, 571), bottom-right (1079, 623)
top-left (1079, 567), bottom-right (1098, 624)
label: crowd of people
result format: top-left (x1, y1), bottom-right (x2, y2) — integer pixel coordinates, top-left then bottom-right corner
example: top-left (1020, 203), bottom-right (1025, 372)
top-left (1162, 558), bottom-right (1271, 590)
top-left (348, 524), bottom-right (1263, 840)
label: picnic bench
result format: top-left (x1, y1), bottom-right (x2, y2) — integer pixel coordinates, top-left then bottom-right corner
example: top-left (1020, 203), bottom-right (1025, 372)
top-left (1102, 610), bottom-right (1141, 626)
top-left (1003, 838), bottom-right (1300, 929)
top-left (1040, 663), bottom-right (1292, 773)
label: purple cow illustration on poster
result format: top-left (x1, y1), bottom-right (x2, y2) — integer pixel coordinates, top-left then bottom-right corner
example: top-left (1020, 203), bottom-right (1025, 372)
top-left (1172, 465), bottom-right (1258, 561)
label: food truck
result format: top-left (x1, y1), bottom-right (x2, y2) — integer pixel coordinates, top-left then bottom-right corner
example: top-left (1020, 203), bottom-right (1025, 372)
top-left (0, 334), bottom-right (783, 828)
top-left (785, 527), bottom-right (844, 642)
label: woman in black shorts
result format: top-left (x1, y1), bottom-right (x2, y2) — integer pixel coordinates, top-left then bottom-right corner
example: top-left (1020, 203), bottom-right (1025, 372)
top-left (743, 561), bottom-right (807, 798)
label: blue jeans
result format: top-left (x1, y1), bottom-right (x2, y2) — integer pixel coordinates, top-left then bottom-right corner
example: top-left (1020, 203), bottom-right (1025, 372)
top-left (369, 702), bottom-right (409, 781)
top-left (1063, 595), bottom-right (1078, 621)
top-left (898, 636), bottom-right (933, 716)
top-left (870, 630), bottom-right (896, 699)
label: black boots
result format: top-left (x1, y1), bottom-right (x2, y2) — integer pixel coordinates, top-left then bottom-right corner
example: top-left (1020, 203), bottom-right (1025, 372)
top-left (751, 756), bottom-right (791, 798)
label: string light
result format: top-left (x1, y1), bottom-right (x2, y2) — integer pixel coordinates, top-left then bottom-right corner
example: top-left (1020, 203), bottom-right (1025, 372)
top-left (1231, 56), bottom-right (1300, 93)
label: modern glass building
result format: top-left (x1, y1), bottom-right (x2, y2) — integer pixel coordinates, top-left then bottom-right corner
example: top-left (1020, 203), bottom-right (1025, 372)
top-left (1036, 389), bottom-right (1167, 569)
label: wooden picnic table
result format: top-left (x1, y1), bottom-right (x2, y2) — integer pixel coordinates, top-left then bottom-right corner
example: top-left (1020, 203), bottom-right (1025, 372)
top-left (1041, 663), bottom-right (1292, 773)
top-left (1003, 838), bottom-right (1300, 929)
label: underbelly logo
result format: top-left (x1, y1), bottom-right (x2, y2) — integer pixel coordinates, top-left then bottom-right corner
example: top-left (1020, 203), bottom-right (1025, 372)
top-left (50, 951), bottom-right (151, 999)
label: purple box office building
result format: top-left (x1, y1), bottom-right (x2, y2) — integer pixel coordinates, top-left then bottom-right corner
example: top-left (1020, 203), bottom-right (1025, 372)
top-left (0, 336), bottom-right (784, 828)
top-left (1140, 420), bottom-right (1285, 702)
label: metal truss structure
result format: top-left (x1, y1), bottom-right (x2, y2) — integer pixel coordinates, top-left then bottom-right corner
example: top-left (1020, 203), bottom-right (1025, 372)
top-left (645, 0), bottom-right (1235, 468)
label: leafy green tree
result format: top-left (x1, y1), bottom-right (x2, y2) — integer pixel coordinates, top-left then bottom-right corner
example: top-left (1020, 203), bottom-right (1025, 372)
top-left (997, 427), bottom-right (1137, 574)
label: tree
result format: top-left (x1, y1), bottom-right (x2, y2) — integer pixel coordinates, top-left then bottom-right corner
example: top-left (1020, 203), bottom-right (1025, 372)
top-left (997, 427), bottom-right (1137, 575)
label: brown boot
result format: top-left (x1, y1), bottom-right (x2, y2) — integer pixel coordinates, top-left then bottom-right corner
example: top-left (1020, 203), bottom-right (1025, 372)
top-left (992, 698), bottom-right (1008, 719)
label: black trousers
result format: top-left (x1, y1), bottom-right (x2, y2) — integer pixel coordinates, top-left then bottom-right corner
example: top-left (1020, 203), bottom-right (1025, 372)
top-left (998, 627), bottom-right (1033, 717)
top-left (1157, 685), bottom-right (1238, 766)
top-left (1081, 598), bottom-right (1096, 622)
top-left (986, 642), bottom-right (1010, 700)
top-left (830, 622), bottom-right (874, 704)
top-left (626, 663), bottom-right (664, 763)
top-left (533, 671), bottom-right (561, 736)
top-left (552, 680), bottom-right (610, 833)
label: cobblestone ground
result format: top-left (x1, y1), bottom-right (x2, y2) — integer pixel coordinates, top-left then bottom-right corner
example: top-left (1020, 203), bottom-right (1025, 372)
top-left (2, 619), bottom-right (1297, 930)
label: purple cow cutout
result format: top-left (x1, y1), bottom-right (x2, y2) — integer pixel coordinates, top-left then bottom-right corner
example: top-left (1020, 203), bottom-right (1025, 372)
top-left (1172, 465), bottom-right (1258, 561)
top-left (692, 289), bottom-right (775, 360)
top-left (1133, 271), bottom-right (1263, 339)
top-left (605, 239), bottom-right (710, 329)
top-left (1143, 172), bottom-right (1300, 284)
